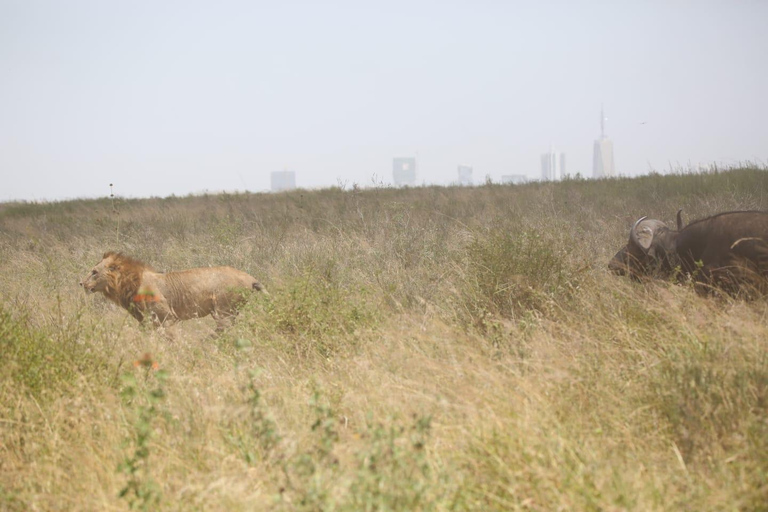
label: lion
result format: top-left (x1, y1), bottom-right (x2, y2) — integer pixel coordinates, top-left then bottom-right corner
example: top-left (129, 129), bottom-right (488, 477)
top-left (79, 252), bottom-right (264, 331)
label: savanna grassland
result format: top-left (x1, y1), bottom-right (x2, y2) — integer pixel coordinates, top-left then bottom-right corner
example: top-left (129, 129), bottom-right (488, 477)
top-left (2, 167), bottom-right (768, 511)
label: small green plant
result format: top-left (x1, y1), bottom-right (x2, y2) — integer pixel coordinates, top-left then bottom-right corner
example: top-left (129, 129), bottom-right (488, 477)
top-left (342, 414), bottom-right (434, 511)
top-left (279, 388), bottom-right (340, 511)
top-left (0, 485), bottom-right (25, 512)
top-left (245, 370), bottom-right (282, 451)
top-left (117, 353), bottom-right (167, 511)
top-left (228, 369), bottom-right (282, 465)
top-left (308, 388), bottom-right (340, 461)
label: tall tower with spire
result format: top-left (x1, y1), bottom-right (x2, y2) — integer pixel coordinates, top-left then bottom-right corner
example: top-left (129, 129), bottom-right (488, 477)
top-left (592, 105), bottom-right (615, 178)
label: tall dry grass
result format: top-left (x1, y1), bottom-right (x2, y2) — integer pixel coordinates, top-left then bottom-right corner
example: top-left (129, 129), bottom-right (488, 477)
top-left (1, 166), bottom-right (768, 510)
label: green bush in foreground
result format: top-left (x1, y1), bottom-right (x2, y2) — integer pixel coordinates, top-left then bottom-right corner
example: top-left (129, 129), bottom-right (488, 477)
top-left (456, 228), bottom-right (574, 329)
top-left (0, 303), bottom-right (109, 399)
top-left (236, 263), bottom-right (380, 359)
top-left (118, 355), bottom-right (168, 511)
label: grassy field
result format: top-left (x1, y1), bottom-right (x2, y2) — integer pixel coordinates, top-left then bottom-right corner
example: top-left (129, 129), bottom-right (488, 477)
top-left (2, 166), bottom-right (768, 511)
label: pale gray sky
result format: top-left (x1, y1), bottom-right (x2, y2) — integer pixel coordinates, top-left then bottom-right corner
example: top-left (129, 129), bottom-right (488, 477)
top-left (1, 0), bottom-right (766, 201)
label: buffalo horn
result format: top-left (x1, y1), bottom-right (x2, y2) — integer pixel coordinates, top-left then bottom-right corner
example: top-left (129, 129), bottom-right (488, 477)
top-left (676, 208), bottom-right (684, 231)
top-left (630, 216), bottom-right (649, 252)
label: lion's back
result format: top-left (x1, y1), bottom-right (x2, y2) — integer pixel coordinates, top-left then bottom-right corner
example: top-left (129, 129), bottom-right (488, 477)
top-left (153, 266), bottom-right (262, 318)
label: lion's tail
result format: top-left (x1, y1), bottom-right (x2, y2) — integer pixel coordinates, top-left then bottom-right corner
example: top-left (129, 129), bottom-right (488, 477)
top-left (253, 281), bottom-right (267, 294)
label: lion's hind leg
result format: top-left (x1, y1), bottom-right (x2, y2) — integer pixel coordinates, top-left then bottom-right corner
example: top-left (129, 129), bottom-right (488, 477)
top-left (211, 310), bottom-right (236, 333)
top-left (211, 293), bottom-right (244, 334)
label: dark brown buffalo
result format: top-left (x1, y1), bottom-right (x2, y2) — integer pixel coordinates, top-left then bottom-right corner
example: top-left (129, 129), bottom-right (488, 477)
top-left (609, 210), bottom-right (768, 294)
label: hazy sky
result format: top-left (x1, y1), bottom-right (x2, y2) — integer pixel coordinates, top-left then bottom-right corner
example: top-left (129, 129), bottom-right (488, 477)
top-left (1, 1), bottom-right (766, 201)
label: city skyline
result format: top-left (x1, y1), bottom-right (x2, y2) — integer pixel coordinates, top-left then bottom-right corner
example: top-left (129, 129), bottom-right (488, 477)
top-left (1, 2), bottom-right (766, 201)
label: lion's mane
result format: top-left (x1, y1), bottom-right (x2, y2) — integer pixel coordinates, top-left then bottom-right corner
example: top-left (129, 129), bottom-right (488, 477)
top-left (102, 252), bottom-right (153, 317)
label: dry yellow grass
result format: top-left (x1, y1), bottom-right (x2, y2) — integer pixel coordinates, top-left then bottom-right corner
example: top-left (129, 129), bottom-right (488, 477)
top-left (2, 167), bottom-right (768, 510)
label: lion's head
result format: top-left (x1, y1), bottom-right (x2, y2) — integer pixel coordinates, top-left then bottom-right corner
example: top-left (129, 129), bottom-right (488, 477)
top-left (80, 252), bottom-right (149, 309)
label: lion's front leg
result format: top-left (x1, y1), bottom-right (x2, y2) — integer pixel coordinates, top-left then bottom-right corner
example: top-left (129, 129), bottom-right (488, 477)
top-left (146, 301), bottom-right (179, 329)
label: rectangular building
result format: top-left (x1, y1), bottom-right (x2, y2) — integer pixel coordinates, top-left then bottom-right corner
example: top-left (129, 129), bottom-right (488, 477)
top-left (457, 165), bottom-right (473, 186)
top-left (393, 157), bottom-right (416, 186)
top-left (541, 149), bottom-right (566, 181)
top-left (271, 170), bottom-right (296, 192)
top-left (593, 139), bottom-right (615, 178)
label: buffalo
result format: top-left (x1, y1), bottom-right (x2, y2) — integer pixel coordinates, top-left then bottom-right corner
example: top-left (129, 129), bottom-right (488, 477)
top-left (609, 210), bottom-right (768, 295)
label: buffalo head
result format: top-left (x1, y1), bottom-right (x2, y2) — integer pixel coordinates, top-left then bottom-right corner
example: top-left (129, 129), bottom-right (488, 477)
top-left (609, 213), bottom-right (680, 278)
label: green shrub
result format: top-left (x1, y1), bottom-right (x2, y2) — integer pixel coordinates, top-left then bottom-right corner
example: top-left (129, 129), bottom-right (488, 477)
top-left (457, 229), bottom-right (574, 328)
top-left (224, 370), bottom-right (282, 466)
top-left (118, 354), bottom-right (168, 511)
top-left (248, 265), bottom-right (380, 358)
top-left (277, 388), bottom-right (340, 511)
top-left (0, 304), bottom-right (107, 398)
top-left (341, 414), bottom-right (434, 512)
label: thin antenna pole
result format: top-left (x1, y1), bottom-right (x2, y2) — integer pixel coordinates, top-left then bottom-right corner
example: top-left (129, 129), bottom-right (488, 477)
top-left (600, 104), bottom-right (605, 139)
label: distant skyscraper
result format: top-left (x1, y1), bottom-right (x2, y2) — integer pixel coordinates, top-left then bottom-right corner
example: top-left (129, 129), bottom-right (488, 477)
top-left (393, 157), bottom-right (416, 186)
top-left (271, 170), bottom-right (296, 192)
top-left (592, 106), bottom-right (616, 178)
top-left (541, 146), bottom-right (565, 181)
top-left (457, 165), bottom-right (473, 186)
